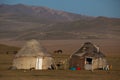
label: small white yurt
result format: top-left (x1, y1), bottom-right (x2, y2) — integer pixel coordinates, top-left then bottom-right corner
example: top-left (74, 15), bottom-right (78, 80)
top-left (12, 39), bottom-right (55, 70)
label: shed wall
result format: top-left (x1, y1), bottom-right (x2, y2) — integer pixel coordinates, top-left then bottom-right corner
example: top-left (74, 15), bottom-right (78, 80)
top-left (69, 56), bottom-right (85, 69)
top-left (70, 56), bottom-right (107, 70)
top-left (92, 58), bottom-right (107, 69)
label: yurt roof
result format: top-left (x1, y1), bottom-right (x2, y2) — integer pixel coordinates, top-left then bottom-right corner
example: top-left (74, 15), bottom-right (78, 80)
top-left (15, 39), bottom-right (51, 57)
top-left (73, 42), bottom-right (105, 58)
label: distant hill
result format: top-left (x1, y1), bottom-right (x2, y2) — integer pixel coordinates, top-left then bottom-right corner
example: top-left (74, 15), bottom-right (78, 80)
top-left (0, 4), bottom-right (92, 22)
top-left (45, 17), bottom-right (120, 39)
top-left (0, 4), bottom-right (120, 40)
top-left (0, 44), bottom-right (19, 54)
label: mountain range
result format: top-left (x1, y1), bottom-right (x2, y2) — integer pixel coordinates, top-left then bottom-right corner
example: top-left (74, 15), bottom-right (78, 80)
top-left (0, 4), bottom-right (120, 40)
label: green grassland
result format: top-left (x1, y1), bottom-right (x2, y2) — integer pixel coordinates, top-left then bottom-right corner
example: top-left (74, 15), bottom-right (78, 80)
top-left (0, 44), bottom-right (120, 80)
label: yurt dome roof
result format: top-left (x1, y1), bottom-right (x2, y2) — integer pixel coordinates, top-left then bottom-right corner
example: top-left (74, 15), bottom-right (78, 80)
top-left (15, 39), bottom-right (51, 57)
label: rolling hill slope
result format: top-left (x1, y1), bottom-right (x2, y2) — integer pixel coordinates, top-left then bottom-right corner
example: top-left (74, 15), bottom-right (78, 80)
top-left (0, 4), bottom-right (120, 40)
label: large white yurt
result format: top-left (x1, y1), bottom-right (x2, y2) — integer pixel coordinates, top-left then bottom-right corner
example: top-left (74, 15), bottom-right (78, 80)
top-left (12, 39), bottom-right (55, 70)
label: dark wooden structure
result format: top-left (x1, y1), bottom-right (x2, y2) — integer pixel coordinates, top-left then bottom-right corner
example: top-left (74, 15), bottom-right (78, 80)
top-left (69, 42), bottom-right (107, 70)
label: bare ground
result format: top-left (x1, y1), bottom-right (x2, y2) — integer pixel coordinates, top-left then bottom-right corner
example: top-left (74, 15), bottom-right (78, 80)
top-left (0, 39), bottom-right (120, 80)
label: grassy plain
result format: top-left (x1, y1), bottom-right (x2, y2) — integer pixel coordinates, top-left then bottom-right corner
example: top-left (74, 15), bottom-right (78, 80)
top-left (0, 39), bottom-right (120, 80)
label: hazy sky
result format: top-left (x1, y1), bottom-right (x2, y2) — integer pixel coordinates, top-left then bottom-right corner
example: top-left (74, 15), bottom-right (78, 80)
top-left (0, 0), bottom-right (120, 18)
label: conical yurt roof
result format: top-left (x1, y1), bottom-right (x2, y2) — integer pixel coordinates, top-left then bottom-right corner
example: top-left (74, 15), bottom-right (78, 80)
top-left (15, 39), bottom-right (51, 57)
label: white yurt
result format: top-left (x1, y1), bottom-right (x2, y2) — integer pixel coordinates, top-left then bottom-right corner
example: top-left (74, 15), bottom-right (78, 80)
top-left (12, 39), bottom-right (55, 70)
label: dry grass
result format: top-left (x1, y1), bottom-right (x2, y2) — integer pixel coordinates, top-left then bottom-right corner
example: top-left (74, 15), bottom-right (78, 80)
top-left (0, 39), bottom-right (120, 80)
top-left (0, 54), bottom-right (120, 80)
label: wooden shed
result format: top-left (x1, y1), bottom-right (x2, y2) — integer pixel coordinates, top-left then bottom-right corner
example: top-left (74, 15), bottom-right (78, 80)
top-left (69, 42), bottom-right (107, 70)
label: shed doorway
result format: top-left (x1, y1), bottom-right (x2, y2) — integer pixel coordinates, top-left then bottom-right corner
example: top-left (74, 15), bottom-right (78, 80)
top-left (84, 57), bottom-right (93, 70)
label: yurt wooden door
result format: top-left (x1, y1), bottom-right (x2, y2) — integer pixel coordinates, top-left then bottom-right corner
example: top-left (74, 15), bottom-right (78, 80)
top-left (36, 58), bottom-right (43, 70)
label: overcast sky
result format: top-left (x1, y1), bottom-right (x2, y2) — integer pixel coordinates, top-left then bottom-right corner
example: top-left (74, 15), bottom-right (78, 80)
top-left (0, 0), bottom-right (120, 18)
